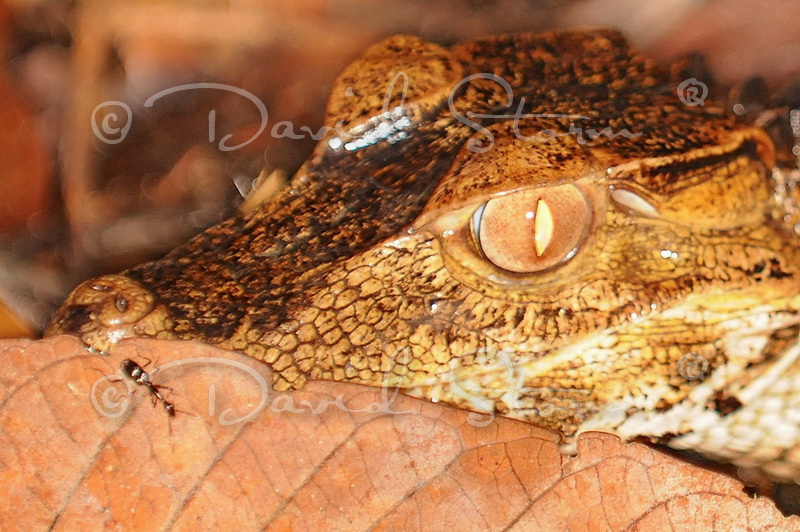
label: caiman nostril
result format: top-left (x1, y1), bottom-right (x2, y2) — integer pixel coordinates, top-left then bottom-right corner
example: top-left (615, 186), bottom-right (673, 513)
top-left (115, 296), bottom-right (129, 313)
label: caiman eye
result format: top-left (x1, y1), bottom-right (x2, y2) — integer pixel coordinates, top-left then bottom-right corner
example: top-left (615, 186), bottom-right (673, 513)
top-left (471, 185), bottom-right (591, 273)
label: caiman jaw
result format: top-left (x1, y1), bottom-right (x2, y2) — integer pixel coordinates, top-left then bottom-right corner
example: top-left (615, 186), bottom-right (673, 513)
top-left (45, 274), bottom-right (173, 353)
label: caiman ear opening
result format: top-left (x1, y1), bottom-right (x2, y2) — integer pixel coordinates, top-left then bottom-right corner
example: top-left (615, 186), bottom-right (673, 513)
top-left (319, 35), bottom-right (463, 153)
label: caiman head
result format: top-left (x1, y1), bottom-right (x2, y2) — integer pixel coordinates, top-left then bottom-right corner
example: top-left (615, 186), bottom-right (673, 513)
top-left (47, 30), bottom-right (800, 479)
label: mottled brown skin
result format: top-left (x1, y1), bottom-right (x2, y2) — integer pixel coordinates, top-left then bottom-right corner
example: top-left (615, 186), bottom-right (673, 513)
top-left (47, 31), bottom-right (800, 479)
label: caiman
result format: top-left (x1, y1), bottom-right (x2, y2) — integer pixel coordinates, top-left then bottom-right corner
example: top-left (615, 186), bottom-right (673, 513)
top-left (46, 30), bottom-right (800, 482)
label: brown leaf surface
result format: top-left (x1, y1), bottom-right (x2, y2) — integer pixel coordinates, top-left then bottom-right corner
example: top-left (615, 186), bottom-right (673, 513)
top-left (0, 336), bottom-right (797, 531)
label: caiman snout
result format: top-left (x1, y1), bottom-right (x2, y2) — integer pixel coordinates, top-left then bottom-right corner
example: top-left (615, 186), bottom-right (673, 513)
top-left (45, 274), bottom-right (173, 353)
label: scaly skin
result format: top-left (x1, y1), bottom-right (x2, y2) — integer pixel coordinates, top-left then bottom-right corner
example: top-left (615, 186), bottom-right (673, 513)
top-left (47, 30), bottom-right (800, 481)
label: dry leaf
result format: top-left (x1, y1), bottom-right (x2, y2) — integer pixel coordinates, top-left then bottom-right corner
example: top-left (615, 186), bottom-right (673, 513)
top-left (0, 336), bottom-right (796, 530)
